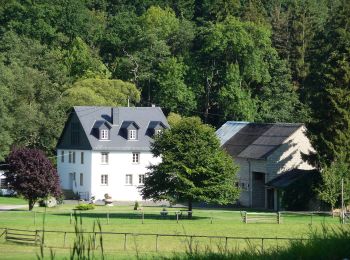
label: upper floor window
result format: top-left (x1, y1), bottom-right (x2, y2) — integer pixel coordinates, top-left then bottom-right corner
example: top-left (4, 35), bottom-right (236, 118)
top-left (72, 152), bottom-right (76, 164)
top-left (81, 152), bottom-right (84, 164)
top-left (69, 151), bottom-right (72, 163)
top-left (61, 150), bottom-right (64, 163)
top-left (101, 152), bottom-right (109, 164)
top-left (128, 130), bottom-right (137, 140)
top-left (155, 129), bottom-right (162, 135)
top-left (132, 152), bottom-right (140, 163)
top-left (100, 129), bottom-right (109, 140)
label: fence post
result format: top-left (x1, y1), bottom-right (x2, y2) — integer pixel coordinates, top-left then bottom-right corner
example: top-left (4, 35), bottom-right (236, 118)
top-left (107, 212), bottom-right (109, 224)
top-left (277, 212), bottom-right (281, 224)
top-left (63, 232), bottom-right (67, 247)
top-left (176, 212), bottom-right (179, 223)
top-left (261, 238), bottom-right (264, 253)
top-left (142, 212), bottom-right (144, 224)
top-left (244, 212), bottom-right (247, 224)
top-left (225, 237), bottom-right (228, 252)
top-left (155, 235), bottom-right (158, 252)
top-left (124, 234), bottom-right (127, 251)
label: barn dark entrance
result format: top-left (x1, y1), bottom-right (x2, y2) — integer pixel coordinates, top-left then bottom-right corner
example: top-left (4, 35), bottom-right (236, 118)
top-left (252, 172), bottom-right (265, 208)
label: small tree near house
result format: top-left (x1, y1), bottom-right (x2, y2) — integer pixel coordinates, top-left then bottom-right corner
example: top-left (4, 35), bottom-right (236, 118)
top-left (141, 116), bottom-right (240, 218)
top-left (5, 147), bottom-right (62, 210)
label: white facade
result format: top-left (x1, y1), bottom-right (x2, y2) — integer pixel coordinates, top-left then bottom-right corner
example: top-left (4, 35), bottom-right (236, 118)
top-left (57, 149), bottom-right (161, 201)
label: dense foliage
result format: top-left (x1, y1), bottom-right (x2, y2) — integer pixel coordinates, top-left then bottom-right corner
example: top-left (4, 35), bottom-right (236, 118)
top-left (141, 116), bottom-right (239, 216)
top-left (5, 147), bottom-right (62, 210)
top-left (0, 0), bottom-right (349, 205)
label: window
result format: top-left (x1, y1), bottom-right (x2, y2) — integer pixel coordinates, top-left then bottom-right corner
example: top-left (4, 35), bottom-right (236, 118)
top-left (0, 178), bottom-right (7, 188)
top-left (125, 174), bottom-right (133, 185)
top-left (61, 150), bottom-right (64, 163)
top-left (69, 151), bottom-right (72, 163)
top-left (128, 130), bottom-right (137, 140)
top-left (155, 129), bottom-right (162, 135)
top-left (101, 152), bottom-right (109, 164)
top-left (100, 129), bottom-right (109, 140)
top-left (81, 152), bottom-right (84, 164)
top-left (80, 173), bottom-right (83, 186)
top-left (101, 174), bottom-right (108, 185)
top-left (132, 152), bottom-right (140, 163)
top-left (72, 152), bottom-right (76, 164)
top-left (138, 174), bottom-right (145, 185)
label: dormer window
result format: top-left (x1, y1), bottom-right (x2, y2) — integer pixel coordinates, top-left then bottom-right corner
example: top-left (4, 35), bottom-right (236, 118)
top-left (100, 129), bottom-right (109, 140)
top-left (155, 129), bottom-right (162, 135)
top-left (128, 129), bottom-right (137, 140)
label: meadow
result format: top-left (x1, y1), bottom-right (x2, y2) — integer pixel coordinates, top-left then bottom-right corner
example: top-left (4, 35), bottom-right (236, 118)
top-left (0, 198), bottom-right (343, 259)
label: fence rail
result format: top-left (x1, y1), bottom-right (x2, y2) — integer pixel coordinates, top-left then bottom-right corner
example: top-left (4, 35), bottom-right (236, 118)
top-left (0, 227), bottom-right (311, 253)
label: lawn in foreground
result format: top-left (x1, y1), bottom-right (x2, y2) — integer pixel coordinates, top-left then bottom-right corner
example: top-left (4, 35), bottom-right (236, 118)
top-left (0, 203), bottom-right (342, 259)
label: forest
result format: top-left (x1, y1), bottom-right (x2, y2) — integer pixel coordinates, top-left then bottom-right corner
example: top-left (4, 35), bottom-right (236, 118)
top-left (0, 0), bottom-right (349, 178)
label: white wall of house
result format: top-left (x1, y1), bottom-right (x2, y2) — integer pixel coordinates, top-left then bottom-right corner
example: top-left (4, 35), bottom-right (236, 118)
top-left (57, 149), bottom-right (161, 201)
top-left (90, 150), bottom-right (160, 201)
top-left (57, 149), bottom-right (92, 199)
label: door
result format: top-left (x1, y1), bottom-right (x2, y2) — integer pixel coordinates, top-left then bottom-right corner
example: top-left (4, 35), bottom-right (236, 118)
top-left (252, 172), bottom-right (265, 208)
top-left (267, 188), bottom-right (274, 210)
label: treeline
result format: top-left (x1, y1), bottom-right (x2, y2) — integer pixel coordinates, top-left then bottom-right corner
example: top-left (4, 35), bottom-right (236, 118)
top-left (0, 0), bottom-right (349, 173)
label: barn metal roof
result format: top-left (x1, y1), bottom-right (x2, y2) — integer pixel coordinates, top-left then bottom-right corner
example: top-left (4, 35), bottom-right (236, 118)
top-left (216, 122), bottom-right (303, 159)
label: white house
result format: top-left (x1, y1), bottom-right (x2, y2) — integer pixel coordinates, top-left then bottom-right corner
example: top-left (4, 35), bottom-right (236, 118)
top-left (56, 106), bottom-right (169, 201)
top-left (216, 121), bottom-right (315, 210)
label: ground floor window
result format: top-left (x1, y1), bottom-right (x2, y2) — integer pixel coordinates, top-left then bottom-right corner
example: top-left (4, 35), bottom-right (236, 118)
top-left (138, 174), bottom-right (145, 185)
top-left (80, 173), bottom-right (83, 186)
top-left (101, 174), bottom-right (108, 185)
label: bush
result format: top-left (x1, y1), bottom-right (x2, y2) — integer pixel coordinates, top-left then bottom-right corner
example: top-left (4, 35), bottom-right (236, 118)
top-left (134, 201), bottom-right (139, 210)
top-left (75, 204), bottom-right (95, 210)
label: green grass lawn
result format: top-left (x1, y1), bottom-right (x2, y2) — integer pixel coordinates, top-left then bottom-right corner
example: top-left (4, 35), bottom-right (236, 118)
top-left (0, 196), bottom-right (27, 205)
top-left (0, 203), bottom-right (342, 259)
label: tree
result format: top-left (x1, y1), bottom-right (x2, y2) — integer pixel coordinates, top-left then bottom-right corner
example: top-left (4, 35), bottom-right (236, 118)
top-left (141, 117), bottom-right (239, 217)
top-left (62, 78), bottom-right (141, 108)
top-left (5, 147), bottom-right (62, 211)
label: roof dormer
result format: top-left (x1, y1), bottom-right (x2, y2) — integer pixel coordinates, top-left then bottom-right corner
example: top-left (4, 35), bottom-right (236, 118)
top-left (120, 121), bottom-right (140, 140)
top-left (147, 121), bottom-right (167, 137)
top-left (92, 120), bottom-right (111, 140)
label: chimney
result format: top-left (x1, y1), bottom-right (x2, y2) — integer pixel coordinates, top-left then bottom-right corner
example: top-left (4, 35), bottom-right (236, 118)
top-left (111, 107), bottom-right (119, 125)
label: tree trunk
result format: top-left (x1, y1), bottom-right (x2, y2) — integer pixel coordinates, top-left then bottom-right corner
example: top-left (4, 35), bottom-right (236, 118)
top-left (28, 199), bottom-right (35, 211)
top-left (188, 199), bottom-right (193, 219)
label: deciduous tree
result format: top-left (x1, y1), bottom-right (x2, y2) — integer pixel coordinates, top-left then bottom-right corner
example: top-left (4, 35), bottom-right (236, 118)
top-left (5, 148), bottom-right (62, 211)
top-left (141, 117), bottom-right (239, 217)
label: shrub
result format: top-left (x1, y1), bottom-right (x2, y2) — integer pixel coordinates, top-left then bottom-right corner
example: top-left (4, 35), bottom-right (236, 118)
top-left (134, 201), bottom-right (139, 210)
top-left (75, 204), bottom-right (95, 210)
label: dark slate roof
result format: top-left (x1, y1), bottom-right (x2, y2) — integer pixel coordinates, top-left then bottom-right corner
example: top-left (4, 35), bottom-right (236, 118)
top-left (74, 106), bottom-right (169, 151)
top-left (265, 169), bottom-right (319, 189)
top-left (216, 122), bottom-right (303, 159)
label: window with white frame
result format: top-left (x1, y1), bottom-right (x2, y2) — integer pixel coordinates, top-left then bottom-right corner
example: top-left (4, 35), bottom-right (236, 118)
top-left (61, 150), bottom-right (64, 163)
top-left (101, 174), bottom-right (108, 185)
top-left (101, 152), bottom-right (109, 164)
top-left (138, 174), bottom-right (145, 185)
top-left (132, 152), bottom-right (140, 163)
top-left (72, 151), bottom-right (76, 163)
top-left (80, 173), bottom-right (83, 186)
top-left (128, 129), bottom-right (137, 140)
top-left (100, 129), bottom-right (109, 140)
top-left (125, 174), bottom-right (133, 185)
top-left (81, 152), bottom-right (84, 164)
